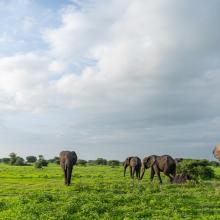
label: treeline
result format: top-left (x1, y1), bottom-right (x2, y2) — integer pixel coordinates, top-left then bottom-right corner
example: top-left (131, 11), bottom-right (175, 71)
top-left (0, 153), bottom-right (219, 171)
top-left (0, 153), bottom-right (122, 168)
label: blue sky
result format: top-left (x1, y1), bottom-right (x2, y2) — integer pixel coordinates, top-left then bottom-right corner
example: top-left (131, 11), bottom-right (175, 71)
top-left (0, 0), bottom-right (220, 160)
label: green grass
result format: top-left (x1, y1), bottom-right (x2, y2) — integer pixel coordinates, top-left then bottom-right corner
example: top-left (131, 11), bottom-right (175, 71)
top-left (0, 164), bottom-right (220, 220)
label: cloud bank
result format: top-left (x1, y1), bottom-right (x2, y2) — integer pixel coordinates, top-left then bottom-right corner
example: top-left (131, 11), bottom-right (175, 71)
top-left (0, 0), bottom-right (220, 159)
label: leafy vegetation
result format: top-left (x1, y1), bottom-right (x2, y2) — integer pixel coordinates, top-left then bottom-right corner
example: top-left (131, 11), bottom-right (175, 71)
top-left (0, 163), bottom-right (219, 219)
top-left (177, 159), bottom-right (215, 180)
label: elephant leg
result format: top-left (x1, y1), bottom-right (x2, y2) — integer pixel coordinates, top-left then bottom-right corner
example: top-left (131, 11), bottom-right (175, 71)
top-left (64, 169), bottom-right (68, 185)
top-left (135, 167), bottom-right (139, 178)
top-left (124, 165), bottom-right (128, 177)
top-left (150, 167), bottom-right (155, 181)
top-left (131, 167), bottom-right (135, 179)
top-left (67, 166), bottom-right (73, 185)
top-left (156, 170), bottom-right (162, 184)
top-left (166, 173), bottom-right (174, 183)
top-left (130, 166), bottom-right (132, 178)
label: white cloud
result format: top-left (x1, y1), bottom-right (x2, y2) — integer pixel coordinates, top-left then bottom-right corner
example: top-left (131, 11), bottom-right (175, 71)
top-left (0, 0), bottom-right (220, 159)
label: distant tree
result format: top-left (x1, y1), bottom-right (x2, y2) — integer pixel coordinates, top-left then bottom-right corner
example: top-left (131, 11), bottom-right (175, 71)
top-left (9, 152), bottom-right (17, 165)
top-left (15, 157), bottom-right (25, 166)
top-left (26, 156), bottom-right (37, 163)
top-left (108, 160), bottom-right (120, 167)
top-left (2, 158), bottom-right (10, 164)
top-left (77, 159), bottom-right (87, 166)
top-left (38, 155), bottom-right (44, 160)
top-left (34, 155), bottom-right (48, 168)
top-left (0, 158), bottom-right (2, 163)
top-left (48, 157), bottom-right (60, 164)
top-left (95, 158), bottom-right (107, 165)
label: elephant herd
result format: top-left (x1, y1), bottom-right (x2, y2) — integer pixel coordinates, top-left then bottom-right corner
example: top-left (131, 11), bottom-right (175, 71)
top-left (59, 151), bottom-right (176, 185)
top-left (124, 155), bottom-right (176, 184)
top-left (59, 145), bottom-right (220, 186)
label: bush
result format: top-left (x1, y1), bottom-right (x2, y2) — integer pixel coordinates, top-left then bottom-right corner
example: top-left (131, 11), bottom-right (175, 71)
top-left (26, 156), bottom-right (37, 163)
top-left (77, 159), bottom-right (87, 166)
top-left (9, 153), bottom-right (17, 165)
top-left (108, 160), bottom-right (120, 167)
top-left (210, 161), bottom-right (220, 167)
top-left (35, 161), bottom-right (43, 169)
top-left (2, 158), bottom-right (10, 164)
top-left (177, 159), bottom-right (215, 180)
top-left (34, 155), bottom-right (48, 168)
top-left (15, 157), bottom-right (25, 166)
top-left (95, 158), bottom-right (107, 165)
top-left (48, 157), bottom-right (60, 164)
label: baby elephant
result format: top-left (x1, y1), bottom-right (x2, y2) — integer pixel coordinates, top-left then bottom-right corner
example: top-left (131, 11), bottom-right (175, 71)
top-left (140, 155), bottom-right (176, 183)
top-left (172, 173), bottom-right (193, 184)
top-left (123, 156), bottom-right (141, 179)
top-left (59, 151), bottom-right (77, 186)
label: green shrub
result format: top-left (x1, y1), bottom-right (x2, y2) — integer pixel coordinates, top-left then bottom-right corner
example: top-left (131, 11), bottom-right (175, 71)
top-left (177, 159), bottom-right (215, 180)
top-left (108, 160), bottom-right (120, 167)
top-left (26, 156), bottom-right (37, 163)
top-left (34, 161), bottom-right (43, 169)
top-left (77, 159), bottom-right (87, 166)
top-left (2, 158), bottom-right (10, 164)
top-left (15, 157), bottom-right (25, 166)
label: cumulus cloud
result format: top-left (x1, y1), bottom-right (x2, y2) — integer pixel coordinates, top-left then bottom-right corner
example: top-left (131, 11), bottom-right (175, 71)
top-left (0, 0), bottom-right (220, 159)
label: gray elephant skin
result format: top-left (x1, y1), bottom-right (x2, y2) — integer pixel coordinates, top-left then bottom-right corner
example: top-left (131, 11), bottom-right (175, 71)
top-left (123, 156), bottom-right (141, 178)
top-left (59, 151), bottom-right (77, 185)
top-left (140, 155), bottom-right (176, 183)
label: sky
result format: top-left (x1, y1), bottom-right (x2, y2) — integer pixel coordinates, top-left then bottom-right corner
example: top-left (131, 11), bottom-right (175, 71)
top-left (0, 0), bottom-right (220, 160)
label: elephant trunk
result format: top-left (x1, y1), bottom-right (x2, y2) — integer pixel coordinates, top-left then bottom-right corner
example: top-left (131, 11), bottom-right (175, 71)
top-left (139, 165), bottom-right (145, 180)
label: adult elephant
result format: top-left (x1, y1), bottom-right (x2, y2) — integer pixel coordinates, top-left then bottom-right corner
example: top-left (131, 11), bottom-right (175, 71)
top-left (123, 156), bottom-right (141, 179)
top-left (59, 151), bottom-right (77, 186)
top-left (139, 155), bottom-right (176, 183)
top-left (213, 144), bottom-right (220, 161)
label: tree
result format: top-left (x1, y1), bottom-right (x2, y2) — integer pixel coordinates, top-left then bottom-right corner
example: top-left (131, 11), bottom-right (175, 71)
top-left (48, 157), bottom-right (60, 164)
top-left (26, 156), bottom-right (37, 163)
top-left (108, 160), bottom-right (120, 167)
top-left (2, 158), bottom-right (10, 164)
top-left (77, 159), bottom-right (87, 166)
top-left (34, 155), bottom-right (48, 168)
top-left (9, 152), bottom-right (17, 165)
top-left (15, 157), bottom-right (25, 166)
top-left (95, 158), bottom-right (107, 165)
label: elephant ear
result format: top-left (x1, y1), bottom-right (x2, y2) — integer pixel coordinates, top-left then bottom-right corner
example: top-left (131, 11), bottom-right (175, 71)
top-left (128, 157), bottom-right (133, 163)
top-left (149, 156), bottom-right (157, 167)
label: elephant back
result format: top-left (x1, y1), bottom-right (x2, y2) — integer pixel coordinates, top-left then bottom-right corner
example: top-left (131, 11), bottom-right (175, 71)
top-left (158, 155), bottom-right (176, 171)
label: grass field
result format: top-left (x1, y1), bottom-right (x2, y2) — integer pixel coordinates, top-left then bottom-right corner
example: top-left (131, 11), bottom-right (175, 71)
top-left (0, 164), bottom-right (220, 220)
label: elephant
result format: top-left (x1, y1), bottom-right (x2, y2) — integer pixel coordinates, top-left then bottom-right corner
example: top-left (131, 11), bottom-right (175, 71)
top-left (213, 144), bottom-right (220, 161)
top-left (139, 155), bottom-right (176, 183)
top-left (172, 173), bottom-right (193, 184)
top-left (59, 151), bottom-right (77, 186)
top-left (123, 156), bottom-right (141, 179)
